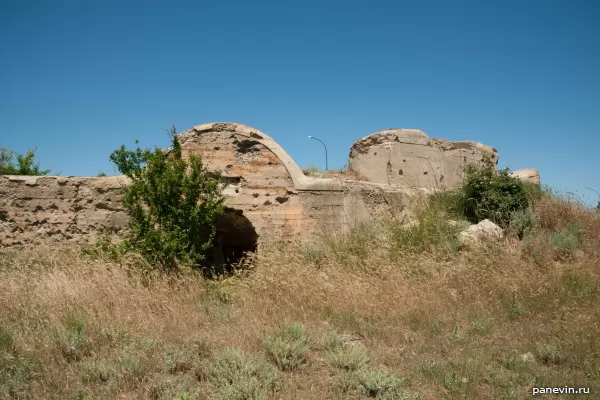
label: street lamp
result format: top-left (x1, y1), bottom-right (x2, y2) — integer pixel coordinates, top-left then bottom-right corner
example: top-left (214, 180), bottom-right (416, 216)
top-left (308, 136), bottom-right (328, 171)
top-left (582, 187), bottom-right (600, 209)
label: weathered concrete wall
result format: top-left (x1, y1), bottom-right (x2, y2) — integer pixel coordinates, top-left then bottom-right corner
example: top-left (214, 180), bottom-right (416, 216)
top-left (0, 175), bottom-right (419, 247)
top-left (0, 175), bottom-right (129, 247)
top-left (0, 122), bottom-right (422, 247)
top-left (349, 128), bottom-right (499, 189)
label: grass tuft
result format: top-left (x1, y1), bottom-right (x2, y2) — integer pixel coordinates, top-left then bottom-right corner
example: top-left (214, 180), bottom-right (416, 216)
top-left (262, 322), bottom-right (310, 371)
top-left (325, 343), bottom-right (372, 372)
top-left (201, 348), bottom-right (279, 400)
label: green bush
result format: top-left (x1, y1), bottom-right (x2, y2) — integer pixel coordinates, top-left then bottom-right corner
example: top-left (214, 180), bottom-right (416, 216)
top-left (462, 159), bottom-right (529, 229)
top-left (109, 126), bottom-right (225, 271)
top-left (0, 147), bottom-right (50, 175)
top-left (435, 158), bottom-right (532, 235)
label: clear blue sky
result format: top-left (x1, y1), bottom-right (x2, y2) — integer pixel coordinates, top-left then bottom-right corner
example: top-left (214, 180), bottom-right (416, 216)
top-left (1, 0), bottom-right (599, 205)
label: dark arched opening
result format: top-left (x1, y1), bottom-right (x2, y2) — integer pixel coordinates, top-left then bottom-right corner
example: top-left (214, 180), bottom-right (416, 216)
top-left (209, 208), bottom-right (258, 271)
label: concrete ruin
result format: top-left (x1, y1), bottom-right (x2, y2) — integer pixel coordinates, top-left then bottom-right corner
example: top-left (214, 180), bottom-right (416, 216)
top-left (349, 128), bottom-right (499, 189)
top-left (0, 122), bottom-right (538, 252)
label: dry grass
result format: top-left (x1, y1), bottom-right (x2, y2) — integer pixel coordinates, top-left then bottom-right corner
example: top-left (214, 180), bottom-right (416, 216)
top-left (1, 195), bottom-right (599, 399)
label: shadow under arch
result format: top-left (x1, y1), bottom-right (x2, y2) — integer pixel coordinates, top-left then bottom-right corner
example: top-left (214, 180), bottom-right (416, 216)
top-left (205, 207), bottom-right (258, 274)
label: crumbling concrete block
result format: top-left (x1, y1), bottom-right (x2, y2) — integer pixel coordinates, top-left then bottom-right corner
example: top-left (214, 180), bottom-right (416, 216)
top-left (459, 219), bottom-right (504, 247)
top-left (349, 128), bottom-right (499, 189)
top-left (510, 168), bottom-right (541, 185)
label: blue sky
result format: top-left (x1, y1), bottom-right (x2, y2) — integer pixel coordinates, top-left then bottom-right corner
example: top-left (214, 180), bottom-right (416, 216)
top-left (1, 0), bottom-right (599, 205)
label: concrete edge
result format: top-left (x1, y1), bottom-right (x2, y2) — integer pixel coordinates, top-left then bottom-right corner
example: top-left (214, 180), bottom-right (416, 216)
top-left (190, 122), bottom-right (343, 192)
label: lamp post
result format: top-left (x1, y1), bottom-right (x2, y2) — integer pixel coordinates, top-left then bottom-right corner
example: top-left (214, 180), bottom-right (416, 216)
top-left (308, 136), bottom-right (328, 171)
top-left (582, 187), bottom-right (600, 209)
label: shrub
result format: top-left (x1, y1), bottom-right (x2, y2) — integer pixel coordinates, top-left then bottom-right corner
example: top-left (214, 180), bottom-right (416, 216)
top-left (508, 208), bottom-right (535, 239)
top-left (109, 126), bottom-right (225, 271)
top-left (461, 159), bottom-right (530, 229)
top-left (162, 345), bottom-right (196, 374)
top-left (201, 348), bottom-right (279, 400)
top-left (359, 369), bottom-right (408, 399)
top-left (325, 343), bottom-right (372, 372)
top-left (0, 147), bottom-right (50, 175)
top-left (79, 235), bottom-right (126, 262)
top-left (263, 323), bottom-right (310, 371)
top-left (434, 158), bottom-right (532, 235)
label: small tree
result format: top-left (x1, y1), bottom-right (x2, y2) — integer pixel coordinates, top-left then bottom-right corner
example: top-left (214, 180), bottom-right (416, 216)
top-left (109, 126), bottom-right (225, 270)
top-left (0, 147), bottom-right (50, 175)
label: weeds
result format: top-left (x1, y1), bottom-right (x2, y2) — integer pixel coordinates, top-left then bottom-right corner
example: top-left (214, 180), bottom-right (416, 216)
top-left (79, 235), bottom-right (125, 262)
top-left (0, 327), bottom-right (39, 399)
top-left (263, 323), bottom-right (310, 371)
top-left (424, 364), bottom-right (465, 392)
top-left (536, 345), bottom-right (563, 365)
top-left (503, 292), bottom-right (526, 320)
top-left (1, 184), bottom-right (599, 399)
top-left (51, 312), bottom-right (92, 362)
top-left (387, 202), bottom-right (464, 256)
top-left (360, 369), bottom-right (410, 399)
top-left (201, 348), bottom-right (279, 400)
top-left (325, 342), bottom-right (372, 371)
top-left (163, 344), bottom-right (196, 374)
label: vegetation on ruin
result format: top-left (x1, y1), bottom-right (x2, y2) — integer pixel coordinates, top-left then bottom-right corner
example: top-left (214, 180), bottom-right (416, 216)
top-left (0, 147), bottom-right (50, 176)
top-left (108, 126), bottom-right (226, 272)
top-left (432, 158), bottom-right (538, 238)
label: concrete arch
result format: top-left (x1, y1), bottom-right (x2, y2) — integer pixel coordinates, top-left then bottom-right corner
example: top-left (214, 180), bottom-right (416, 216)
top-left (178, 122), bottom-right (342, 191)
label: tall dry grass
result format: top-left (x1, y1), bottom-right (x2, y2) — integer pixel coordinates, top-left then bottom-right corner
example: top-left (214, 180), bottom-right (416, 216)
top-left (1, 194), bottom-right (599, 399)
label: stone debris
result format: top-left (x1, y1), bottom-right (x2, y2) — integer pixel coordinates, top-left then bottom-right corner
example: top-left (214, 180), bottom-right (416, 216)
top-left (510, 168), bottom-right (541, 185)
top-left (459, 219), bottom-right (504, 246)
top-left (520, 352), bottom-right (536, 363)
